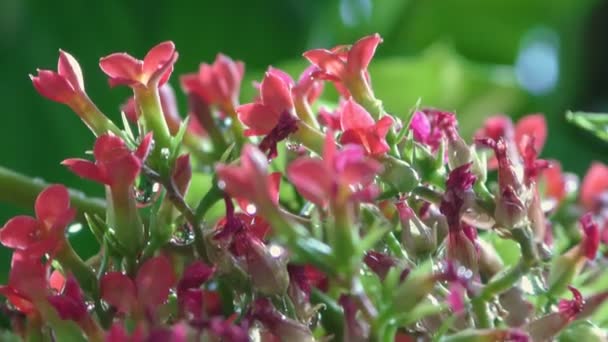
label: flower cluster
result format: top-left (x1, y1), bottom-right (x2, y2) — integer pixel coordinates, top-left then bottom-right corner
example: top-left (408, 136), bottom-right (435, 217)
top-left (1, 34), bottom-right (607, 341)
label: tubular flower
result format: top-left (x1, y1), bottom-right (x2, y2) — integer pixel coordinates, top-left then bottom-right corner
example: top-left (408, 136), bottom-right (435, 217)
top-left (287, 131), bottom-right (382, 207)
top-left (100, 255), bottom-right (176, 315)
top-left (338, 98), bottom-right (393, 156)
top-left (99, 41), bottom-right (178, 89)
top-left (0, 184), bottom-right (75, 257)
top-left (216, 144), bottom-right (280, 212)
top-left (477, 137), bottom-right (528, 228)
top-left (63, 133), bottom-right (152, 254)
top-left (237, 69), bottom-right (300, 158)
top-left (180, 53), bottom-right (244, 111)
top-left (304, 33), bottom-right (382, 98)
top-left (440, 164), bottom-right (479, 272)
top-left (30, 50), bottom-right (121, 136)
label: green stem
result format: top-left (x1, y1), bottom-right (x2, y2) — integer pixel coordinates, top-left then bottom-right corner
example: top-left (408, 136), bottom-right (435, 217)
top-left (0, 165), bottom-right (106, 220)
top-left (311, 289), bottom-right (344, 341)
top-left (471, 299), bottom-right (493, 328)
top-left (70, 96), bottom-right (124, 138)
top-left (134, 87), bottom-right (172, 152)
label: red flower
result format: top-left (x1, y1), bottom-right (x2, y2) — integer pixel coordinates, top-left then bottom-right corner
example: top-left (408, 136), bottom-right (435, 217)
top-left (558, 286), bottom-right (584, 321)
top-left (176, 261), bottom-right (219, 319)
top-left (339, 295), bottom-right (370, 341)
top-left (287, 131), bottom-right (382, 207)
top-left (338, 98), bottom-right (393, 156)
top-left (237, 69), bottom-right (300, 157)
top-left (0, 184), bottom-right (75, 257)
top-left (122, 84), bottom-right (183, 135)
top-left (440, 164), bottom-right (479, 271)
top-left (63, 133), bottom-right (152, 188)
top-left (250, 298), bottom-right (314, 341)
top-left (410, 109), bottom-right (458, 152)
top-left (100, 255), bottom-right (176, 314)
top-left (579, 213), bottom-right (600, 260)
top-left (540, 160), bottom-right (567, 203)
top-left (180, 53), bottom-right (244, 109)
top-left (580, 162), bottom-right (608, 211)
top-left (304, 34), bottom-right (382, 97)
top-left (99, 41), bottom-right (178, 88)
top-left (0, 252), bottom-right (47, 315)
top-left (363, 251), bottom-right (397, 280)
top-left (237, 69), bottom-right (295, 136)
top-left (216, 144), bottom-right (279, 210)
top-left (30, 50), bottom-right (85, 105)
top-left (475, 114), bottom-right (547, 169)
top-left (46, 276), bottom-right (87, 321)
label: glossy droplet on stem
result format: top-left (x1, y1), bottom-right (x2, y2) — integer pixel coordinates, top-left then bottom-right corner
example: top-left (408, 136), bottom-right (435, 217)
top-left (171, 222), bottom-right (195, 246)
top-left (134, 176), bottom-right (161, 208)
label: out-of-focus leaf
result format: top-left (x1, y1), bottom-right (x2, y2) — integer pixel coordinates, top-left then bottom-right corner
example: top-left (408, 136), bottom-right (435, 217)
top-left (566, 111), bottom-right (608, 142)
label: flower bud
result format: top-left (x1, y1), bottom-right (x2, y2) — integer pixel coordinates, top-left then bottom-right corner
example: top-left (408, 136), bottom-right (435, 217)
top-left (251, 298), bottom-right (315, 342)
top-left (239, 237), bottom-right (289, 296)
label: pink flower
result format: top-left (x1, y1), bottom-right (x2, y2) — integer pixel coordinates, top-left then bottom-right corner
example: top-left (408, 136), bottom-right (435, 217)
top-left (409, 109), bottom-right (458, 152)
top-left (216, 144), bottom-right (279, 210)
top-left (0, 252), bottom-right (47, 315)
top-left (304, 34), bottom-right (382, 97)
top-left (122, 84), bottom-right (183, 135)
top-left (579, 213), bottom-right (600, 260)
top-left (180, 53), bottom-right (244, 109)
top-left (541, 160), bottom-right (567, 203)
top-left (0, 184), bottom-right (75, 257)
top-left (287, 131), bottom-right (382, 207)
top-left (338, 99), bottom-right (393, 156)
top-left (30, 50), bottom-right (85, 105)
top-left (46, 276), bottom-right (88, 321)
top-left (237, 69), bottom-right (300, 157)
top-left (558, 286), bottom-right (584, 321)
top-left (63, 133), bottom-right (152, 188)
top-left (99, 41), bottom-right (178, 88)
top-left (100, 255), bottom-right (176, 314)
top-left (440, 164), bottom-right (479, 271)
top-left (580, 162), bottom-right (608, 211)
top-left (176, 261), bottom-right (218, 319)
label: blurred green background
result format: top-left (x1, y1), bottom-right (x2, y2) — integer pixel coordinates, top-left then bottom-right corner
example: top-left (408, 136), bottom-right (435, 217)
top-left (1, 0), bottom-right (607, 284)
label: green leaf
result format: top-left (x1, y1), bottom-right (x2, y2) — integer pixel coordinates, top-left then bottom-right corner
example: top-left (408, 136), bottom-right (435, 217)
top-left (566, 111), bottom-right (608, 142)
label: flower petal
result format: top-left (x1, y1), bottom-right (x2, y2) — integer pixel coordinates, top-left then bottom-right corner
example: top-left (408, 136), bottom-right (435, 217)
top-left (35, 184), bottom-right (71, 226)
top-left (580, 162), bottom-right (608, 210)
top-left (237, 103), bottom-right (279, 135)
top-left (287, 158), bottom-right (331, 206)
top-left (62, 159), bottom-right (108, 184)
top-left (136, 255), bottom-right (176, 309)
top-left (303, 49), bottom-right (346, 79)
top-left (143, 41), bottom-right (176, 78)
top-left (0, 216), bottom-right (39, 250)
top-left (261, 70), bottom-right (294, 113)
top-left (100, 272), bottom-right (136, 313)
top-left (340, 99), bottom-right (375, 130)
top-left (31, 70), bottom-right (75, 104)
top-left (57, 50), bottom-right (85, 91)
top-left (99, 53), bottom-right (142, 86)
top-left (177, 261), bottom-right (215, 293)
top-left (347, 33), bottom-right (382, 75)
top-left (134, 132), bottom-right (154, 161)
top-left (515, 114), bottom-right (547, 154)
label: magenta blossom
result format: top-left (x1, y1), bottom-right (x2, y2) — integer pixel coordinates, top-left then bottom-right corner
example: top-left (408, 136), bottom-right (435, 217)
top-left (339, 98), bottom-right (393, 156)
top-left (288, 131), bottom-right (382, 207)
top-left (99, 41), bottom-right (178, 88)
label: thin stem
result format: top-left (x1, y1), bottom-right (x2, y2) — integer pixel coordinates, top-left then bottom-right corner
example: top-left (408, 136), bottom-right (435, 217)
top-left (55, 241), bottom-right (99, 298)
top-left (0, 165), bottom-right (106, 220)
top-left (471, 299), bottom-right (493, 328)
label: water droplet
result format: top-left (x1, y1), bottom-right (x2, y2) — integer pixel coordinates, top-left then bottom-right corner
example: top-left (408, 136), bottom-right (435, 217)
top-left (160, 147), bottom-right (171, 159)
top-left (268, 244), bottom-right (285, 258)
top-left (67, 223), bottom-right (83, 234)
top-left (217, 180), bottom-right (226, 190)
top-left (134, 176), bottom-right (161, 208)
top-left (245, 203), bottom-right (257, 215)
top-left (171, 223), bottom-right (195, 246)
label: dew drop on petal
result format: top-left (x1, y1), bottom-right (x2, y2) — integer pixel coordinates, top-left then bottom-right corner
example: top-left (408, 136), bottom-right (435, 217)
top-left (217, 180), bottom-right (226, 190)
top-left (170, 223), bottom-right (195, 246)
top-left (134, 177), bottom-right (161, 208)
top-left (67, 223), bottom-right (83, 234)
top-left (245, 203), bottom-right (257, 215)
